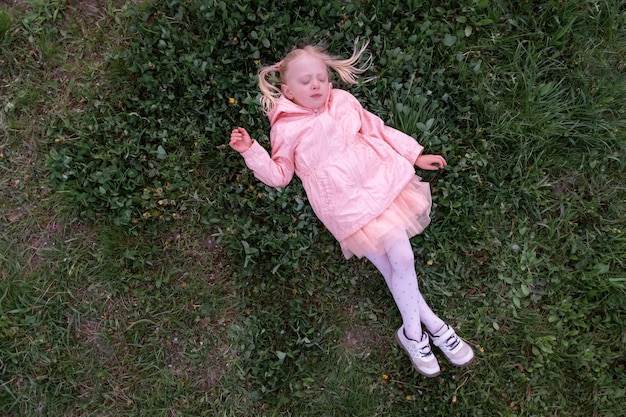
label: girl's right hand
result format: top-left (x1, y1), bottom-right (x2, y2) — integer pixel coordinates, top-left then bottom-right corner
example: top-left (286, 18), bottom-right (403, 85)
top-left (229, 127), bottom-right (253, 153)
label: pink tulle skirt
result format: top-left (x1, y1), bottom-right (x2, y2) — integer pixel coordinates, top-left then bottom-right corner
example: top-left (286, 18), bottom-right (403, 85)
top-left (340, 176), bottom-right (432, 259)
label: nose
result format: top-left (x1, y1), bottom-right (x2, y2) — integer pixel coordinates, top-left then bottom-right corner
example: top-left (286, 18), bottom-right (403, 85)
top-left (312, 79), bottom-right (319, 89)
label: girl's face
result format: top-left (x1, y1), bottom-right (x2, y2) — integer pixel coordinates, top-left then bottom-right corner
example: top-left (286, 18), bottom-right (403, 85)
top-left (281, 53), bottom-right (330, 110)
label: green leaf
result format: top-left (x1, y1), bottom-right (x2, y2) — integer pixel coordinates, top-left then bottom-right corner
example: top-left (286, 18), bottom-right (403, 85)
top-left (538, 82), bottom-right (554, 96)
top-left (442, 33), bottom-right (457, 47)
top-left (156, 145), bottom-right (167, 160)
top-left (593, 263), bottom-right (610, 275)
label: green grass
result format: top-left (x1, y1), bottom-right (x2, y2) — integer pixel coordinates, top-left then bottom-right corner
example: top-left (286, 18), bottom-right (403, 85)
top-left (1, 0), bottom-right (625, 416)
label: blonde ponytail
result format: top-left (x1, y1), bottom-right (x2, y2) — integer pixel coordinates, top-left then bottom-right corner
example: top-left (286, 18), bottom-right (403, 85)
top-left (258, 61), bottom-right (284, 115)
top-left (326, 40), bottom-right (372, 86)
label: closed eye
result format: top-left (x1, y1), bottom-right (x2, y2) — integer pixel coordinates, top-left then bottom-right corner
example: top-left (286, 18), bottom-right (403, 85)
top-left (299, 74), bottom-right (327, 85)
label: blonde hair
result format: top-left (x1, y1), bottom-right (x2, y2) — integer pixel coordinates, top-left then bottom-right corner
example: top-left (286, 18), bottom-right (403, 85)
top-left (258, 40), bottom-right (372, 114)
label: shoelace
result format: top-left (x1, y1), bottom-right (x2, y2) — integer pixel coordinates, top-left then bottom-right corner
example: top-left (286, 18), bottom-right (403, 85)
top-left (443, 334), bottom-right (461, 351)
top-left (418, 343), bottom-right (433, 358)
top-left (405, 332), bottom-right (434, 358)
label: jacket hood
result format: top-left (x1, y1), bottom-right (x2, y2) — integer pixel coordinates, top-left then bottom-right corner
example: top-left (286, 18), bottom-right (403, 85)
top-left (268, 83), bottom-right (333, 125)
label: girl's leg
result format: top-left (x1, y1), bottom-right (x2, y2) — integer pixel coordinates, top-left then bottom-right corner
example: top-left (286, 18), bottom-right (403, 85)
top-left (366, 232), bottom-right (445, 340)
top-left (367, 232), bottom-right (475, 369)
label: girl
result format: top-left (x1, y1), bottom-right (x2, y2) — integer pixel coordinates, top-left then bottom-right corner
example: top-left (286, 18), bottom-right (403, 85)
top-left (229, 41), bottom-right (474, 377)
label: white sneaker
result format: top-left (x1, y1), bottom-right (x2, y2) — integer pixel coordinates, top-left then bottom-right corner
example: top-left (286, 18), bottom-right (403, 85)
top-left (430, 324), bottom-right (474, 367)
top-left (395, 326), bottom-right (441, 377)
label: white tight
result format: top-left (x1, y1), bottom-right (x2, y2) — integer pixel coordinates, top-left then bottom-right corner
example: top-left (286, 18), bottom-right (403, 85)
top-left (366, 230), bottom-right (445, 341)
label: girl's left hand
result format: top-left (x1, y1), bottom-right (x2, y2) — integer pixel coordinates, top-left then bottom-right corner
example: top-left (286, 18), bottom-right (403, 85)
top-left (415, 154), bottom-right (447, 171)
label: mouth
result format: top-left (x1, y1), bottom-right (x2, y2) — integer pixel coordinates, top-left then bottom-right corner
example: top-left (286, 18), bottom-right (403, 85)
top-left (311, 94), bottom-right (322, 99)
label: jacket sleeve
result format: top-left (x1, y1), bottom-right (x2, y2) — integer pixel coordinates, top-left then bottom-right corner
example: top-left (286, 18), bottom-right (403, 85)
top-left (240, 125), bottom-right (295, 188)
top-left (351, 93), bottom-right (424, 164)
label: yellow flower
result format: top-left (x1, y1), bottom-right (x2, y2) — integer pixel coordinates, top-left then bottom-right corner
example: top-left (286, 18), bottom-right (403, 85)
top-left (382, 374), bottom-right (389, 383)
top-left (228, 97), bottom-right (236, 104)
top-left (427, 259), bottom-right (434, 266)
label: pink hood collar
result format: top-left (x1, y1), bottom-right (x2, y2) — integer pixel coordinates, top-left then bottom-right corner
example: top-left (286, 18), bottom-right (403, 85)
top-left (268, 83), bottom-right (333, 125)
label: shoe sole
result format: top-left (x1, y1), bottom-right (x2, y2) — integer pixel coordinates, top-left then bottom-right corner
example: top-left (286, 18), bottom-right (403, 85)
top-left (444, 347), bottom-right (475, 367)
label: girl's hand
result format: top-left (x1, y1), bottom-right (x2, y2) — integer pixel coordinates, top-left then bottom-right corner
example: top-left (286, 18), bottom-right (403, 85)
top-left (229, 127), bottom-right (253, 153)
top-left (415, 154), bottom-right (447, 171)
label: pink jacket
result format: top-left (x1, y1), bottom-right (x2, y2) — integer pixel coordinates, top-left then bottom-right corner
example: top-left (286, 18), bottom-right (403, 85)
top-left (241, 87), bottom-right (424, 242)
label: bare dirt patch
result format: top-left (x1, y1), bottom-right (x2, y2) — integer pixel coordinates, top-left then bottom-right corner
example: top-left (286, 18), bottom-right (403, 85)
top-left (340, 324), bottom-right (390, 359)
top-left (0, 0), bottom-right (27, 9)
